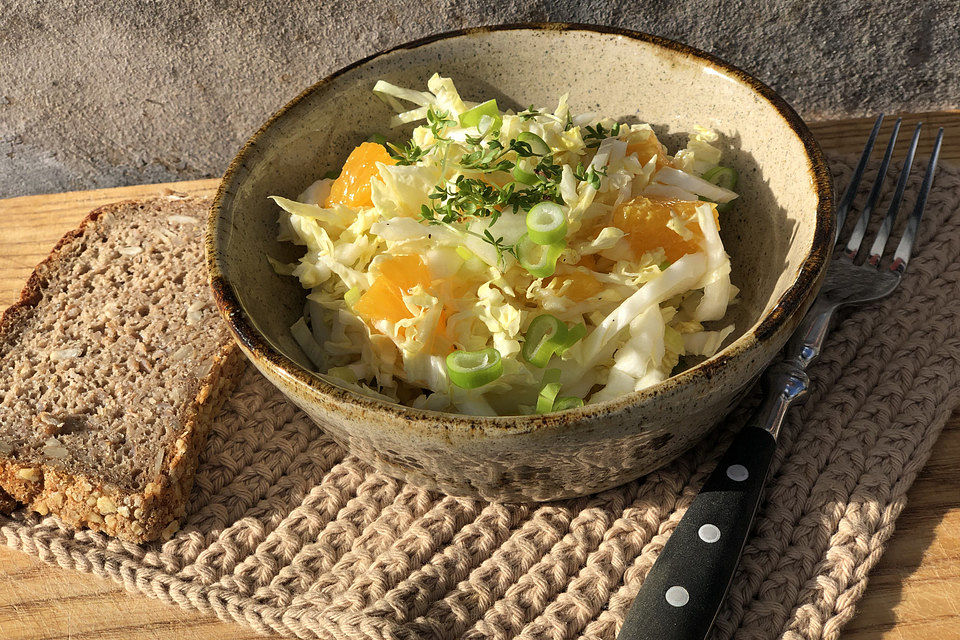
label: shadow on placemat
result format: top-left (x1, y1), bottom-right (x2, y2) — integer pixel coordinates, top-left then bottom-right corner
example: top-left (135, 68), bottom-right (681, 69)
top-left (4, 155), bottom-right (960, 640)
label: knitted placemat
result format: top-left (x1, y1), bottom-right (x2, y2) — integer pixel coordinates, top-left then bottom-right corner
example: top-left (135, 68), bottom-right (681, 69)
top-left (4, 154), bottom-right (960, 640)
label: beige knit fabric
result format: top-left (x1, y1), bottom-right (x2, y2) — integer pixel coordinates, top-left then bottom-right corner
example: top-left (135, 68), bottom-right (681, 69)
top-left (4, 155), bottom-right (960, 640)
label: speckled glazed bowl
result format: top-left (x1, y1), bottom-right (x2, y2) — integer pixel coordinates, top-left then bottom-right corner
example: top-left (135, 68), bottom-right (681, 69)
top-left (208, 24), bottom-right (833, 501)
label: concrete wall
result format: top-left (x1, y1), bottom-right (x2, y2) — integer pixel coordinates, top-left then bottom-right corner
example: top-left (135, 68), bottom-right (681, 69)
top-left (1, 0), bottom-right (955, 197)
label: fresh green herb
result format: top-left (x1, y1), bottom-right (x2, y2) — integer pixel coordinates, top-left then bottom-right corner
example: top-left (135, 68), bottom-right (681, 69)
top-left (386, 139), bottom-right (428, 165)
top-left (480, 228), bottom-right (517, 262)
top-left (574, 162), bottom-right (606, 190)
top-left (426, 106), bottom-right (456, 140)
top-left (410, 109), bottom-right (614, 261)
top-left (459, 140), bottom-right (512, 172)
top-left (518, 106), bottom-right (544, 120)
top-left (422, 176), bottom-right (512, 224)
top-left (583, 122), bottom-right (622, 148)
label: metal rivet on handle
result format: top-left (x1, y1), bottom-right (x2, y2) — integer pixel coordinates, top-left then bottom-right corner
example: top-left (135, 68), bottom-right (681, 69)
top-left (726, 464), bottom-right (749, 482)
top-left (665, 586), bottom-right (689, 607)
top-left (698, 524), bottom-right (721, 543)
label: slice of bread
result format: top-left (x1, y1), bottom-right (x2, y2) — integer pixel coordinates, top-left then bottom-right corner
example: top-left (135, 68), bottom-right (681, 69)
top-left (0, 196), bottom-right (244, 542)
top-left (0, 488), bottom-right (16, 512)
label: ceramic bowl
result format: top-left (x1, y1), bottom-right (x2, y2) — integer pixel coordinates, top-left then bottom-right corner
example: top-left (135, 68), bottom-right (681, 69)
top-left (208, 24), bottom-right (833, 501)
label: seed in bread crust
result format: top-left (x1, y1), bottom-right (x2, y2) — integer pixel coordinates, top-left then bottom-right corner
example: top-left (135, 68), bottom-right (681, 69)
top-left (96, 496), bottom-right (117, 514)
top-left (16, 468), bottom-right (41, 482)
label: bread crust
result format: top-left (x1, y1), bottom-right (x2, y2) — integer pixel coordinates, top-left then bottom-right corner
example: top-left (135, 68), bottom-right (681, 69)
top-left (0, 197), bottom-right (245, 542)
top-left (0, 488), bottom-right (17, 513)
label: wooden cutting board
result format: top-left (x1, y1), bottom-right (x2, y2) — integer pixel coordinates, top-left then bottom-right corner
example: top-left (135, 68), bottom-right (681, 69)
top-left (1, 112), bottom-right (959, 640)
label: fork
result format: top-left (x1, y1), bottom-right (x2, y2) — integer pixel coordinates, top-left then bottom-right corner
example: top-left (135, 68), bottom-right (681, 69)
top-left (617, 115), bottom-right (944, 640)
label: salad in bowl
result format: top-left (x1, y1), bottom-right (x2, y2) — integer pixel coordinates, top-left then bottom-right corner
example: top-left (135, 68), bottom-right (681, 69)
top-left (270, 74), bottom-right (740, 416)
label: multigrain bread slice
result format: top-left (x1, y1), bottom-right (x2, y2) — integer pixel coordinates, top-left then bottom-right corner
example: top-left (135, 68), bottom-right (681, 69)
top-left (0, 488), bottom-right (16, 512)
top-left (0, 196), bottom-right (244, 542)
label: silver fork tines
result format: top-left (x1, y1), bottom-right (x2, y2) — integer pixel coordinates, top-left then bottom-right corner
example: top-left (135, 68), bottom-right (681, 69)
top-left (789, 120), bottom-right (944, 367)
top-left (834, 114), bottom-right (884, 238)
top-left (868, 124), bottom-right (922, 265)
top-left (845, 118), bottom-right (902, 258)
top-left (892, 127), bottom-right (945, 272)
top-left (838, 121), bottom-right (943, 273)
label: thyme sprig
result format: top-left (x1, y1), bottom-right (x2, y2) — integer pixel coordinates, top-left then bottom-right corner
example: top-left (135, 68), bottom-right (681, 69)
top-left (583, 122), bottom-right (622, 148)
top-left (385, 106), bottom-right (456, 165)
top-left (389, 104), bottom-right (613, 260)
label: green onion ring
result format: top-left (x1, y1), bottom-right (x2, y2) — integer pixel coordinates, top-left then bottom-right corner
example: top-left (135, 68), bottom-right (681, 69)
top-left (459, 99), bottom-right (501, 130)
top-left (702, 166), bottom-right (738, 213)
top-left (536, 368), bottom-right (563, 414)
top-left (522, 314), bottom-right (568, 368)
top-left (552, 396), bottom-right (584, 411)
top-left (516, 131), bottom-right (550, 155)
top-left (446, 347), bottom-right (503, 389)
top-left (512, 158), bottom-right (539, 185)
top-left (559, 322), bottom-right (587, 353)
top-left (516, 233), bottom-right (564, 278)
top-left (526, 202), bottom-right (568, 245)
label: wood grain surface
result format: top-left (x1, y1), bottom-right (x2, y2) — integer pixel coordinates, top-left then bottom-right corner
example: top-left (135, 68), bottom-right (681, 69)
top-left (0, 113), bottom-right (958, 640)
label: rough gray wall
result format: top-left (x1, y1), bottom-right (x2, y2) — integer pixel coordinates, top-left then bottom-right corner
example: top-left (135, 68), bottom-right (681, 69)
top-left (1, 0), bottom-right (955, 197)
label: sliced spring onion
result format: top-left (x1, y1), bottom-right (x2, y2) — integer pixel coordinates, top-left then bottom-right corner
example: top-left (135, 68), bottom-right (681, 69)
top-left (515, 233), bottom-right (564, 278)
top-left (516, 132), bottom-right (550, 155)
top-left (702, 166), bottom-right (738, 212)
top-left (446, 348), bottom-right (503, 389)
top-left (559, 322), bottom-right (587, 353)
top-left (525, 202), bottom-right (568, 245)
top-left (322, 170), bottom-right (340, 180)
top-left (536, 369), bottom-right (563, 414)
top-left (267, 255), bottom-right (297, 276)
top-left (367, 133), bottom-right (388, 145)
top-left (326, 365), bottom-right (358, 384)
top-left (702, 165), bottom-right (738, 190)
top-left (344, 287), bottom-right (362, 307)
top-left (512, 158), bottom-right (539, 185)
top-left (552, 396), bottom-right (584, 411)
top-left (459, 99), bottom-right (501, 130)
top-left (522, 314), bottom-right (568, 367)
top-left (476, 115), bottom-right (498, 137)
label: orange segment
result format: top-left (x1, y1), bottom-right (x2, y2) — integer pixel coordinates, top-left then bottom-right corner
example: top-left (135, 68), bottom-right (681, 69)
top-left (551, 268), bottom-right (604, 302)
top-left (626, 133), bottom-right (672, 170)
top-left (324, 142), bottom-right (396, 208)
top-left (353, 277), bottom-right (410, 325)
top-left (353, 254), bottom-right (450, 353)
top-left (354, 255), bottom-right (431, 325)
top-left (424, 310), bottom-right (453, 355)
top-left (613, 197), bottom-right (719, 262)
top-left (381, 254), bottom-right (432, 293)
top-left (576, 254), bottom-right (599, 270)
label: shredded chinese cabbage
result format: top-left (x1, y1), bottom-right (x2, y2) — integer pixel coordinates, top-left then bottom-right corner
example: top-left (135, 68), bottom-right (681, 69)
top-left (268, 73), bottom-right (740, 415)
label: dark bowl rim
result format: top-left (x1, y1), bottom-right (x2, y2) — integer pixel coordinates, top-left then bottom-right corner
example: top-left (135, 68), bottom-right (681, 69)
top-left (207, 21), bottom-right (834, 431)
